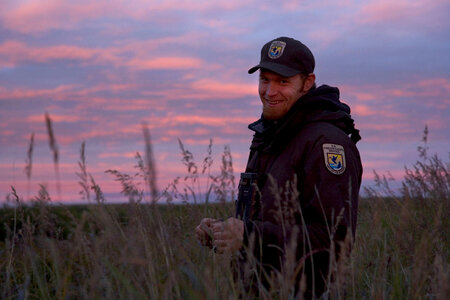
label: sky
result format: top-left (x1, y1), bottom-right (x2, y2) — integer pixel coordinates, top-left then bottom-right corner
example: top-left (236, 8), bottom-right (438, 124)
top-left (1, 0), bottom-right (449, 204)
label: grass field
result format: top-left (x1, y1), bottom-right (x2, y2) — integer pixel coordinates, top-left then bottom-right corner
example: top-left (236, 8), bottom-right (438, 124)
top-left (1, 122), bottom-right (448, 299)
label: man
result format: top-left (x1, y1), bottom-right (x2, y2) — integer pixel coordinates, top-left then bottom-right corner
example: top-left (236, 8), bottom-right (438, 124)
top-left (196, 37), bottom-right (362, 299)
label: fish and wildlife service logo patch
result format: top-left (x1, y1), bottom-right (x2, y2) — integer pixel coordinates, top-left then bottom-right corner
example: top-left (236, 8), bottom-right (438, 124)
top-left (323, 143), bottom-right (346, 175)
top-left (268, 41), bottom-right (286, 59)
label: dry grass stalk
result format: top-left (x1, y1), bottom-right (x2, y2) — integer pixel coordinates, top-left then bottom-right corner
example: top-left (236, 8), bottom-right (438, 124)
top-left (76, 141), bottom-right (90, 202)
top-left (45, 112), bottom-right (61, 200)
top-left (24, 133), bottom-right (34, 199)
top-left (213, 144), bottom-right (235, 203)
top-left (24, 133), bottom-right (35, 180)
top-left (89, 174), bottom-right (105, 204)
top-left (105, 169), bottom-right (143, 203)
top-left (45, 112), bottom-right (58, 165)
top-left (142, 122), bottom-right (158, 203)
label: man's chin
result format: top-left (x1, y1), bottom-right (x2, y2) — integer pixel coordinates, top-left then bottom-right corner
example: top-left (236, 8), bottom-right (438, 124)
top-left (262, 111), bottom-right (283, 121)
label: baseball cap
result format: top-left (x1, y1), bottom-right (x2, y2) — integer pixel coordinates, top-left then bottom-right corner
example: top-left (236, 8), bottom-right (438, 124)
top-left (248, 37), bottom-right (315, 77)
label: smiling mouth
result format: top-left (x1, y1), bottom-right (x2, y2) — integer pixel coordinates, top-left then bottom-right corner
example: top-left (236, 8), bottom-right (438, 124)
top-left (266, 100), bottom-right (283, 106)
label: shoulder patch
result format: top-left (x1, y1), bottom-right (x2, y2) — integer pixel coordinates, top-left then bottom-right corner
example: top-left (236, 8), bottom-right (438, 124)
top-left (322, 143), bottom-right (346, 175)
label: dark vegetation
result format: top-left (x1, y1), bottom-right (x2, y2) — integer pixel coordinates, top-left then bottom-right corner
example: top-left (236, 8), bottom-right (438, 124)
top-left (0, 116), bottom-right (448, 299)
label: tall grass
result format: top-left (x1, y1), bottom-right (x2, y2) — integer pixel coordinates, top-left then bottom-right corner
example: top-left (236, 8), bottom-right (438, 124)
top-left (0, 116), bottom-right (448, 299)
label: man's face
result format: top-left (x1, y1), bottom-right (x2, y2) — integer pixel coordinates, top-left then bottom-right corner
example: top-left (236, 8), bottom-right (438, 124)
top-left (258, 70), bottom-right (307, 121)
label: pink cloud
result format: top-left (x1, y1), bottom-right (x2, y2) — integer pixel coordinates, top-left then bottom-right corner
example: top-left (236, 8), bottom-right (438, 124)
top-left (359, 1), bottom-right (418, 23)
top-left (1, 0), bottom-right (255, 34)
top-left (127, 57), bottom-right (204, 70)
top-left (363, 160), bottom-right (399, 171)
top-left (1, 0), bottom-right (117, 34)
top-left (138, 78), bottom-right (257, 101)
top-left (352, 104), bottom-right (374, 117)
top-left (0, 41), bottom-right (99, 66)
top-left (361, 168), bottom-right (405, 182)
top-left (85, 98), bottom-right (169, 112)
top-left (2, 108), bottom-right (253, 148)
top-left (423, 118), bottom-right (449, 131)
top-left (413, 78), bottom-right (450, 100)
top-left (0, 130), bottom-right (15, 136)
top-left (360, 123), bottom-right (406, 132)
top-left (98, 152), bottom-right (137, 159)
top-left (306, 29), bottom-right (341, 49)
top-left (190, 79), bottom-right (256, 97)
top-left (27, 114), bottom-right (82, 123)
top-left (162, 115), bottom-right (254, 127)
top-left (79, 128), bottom-right (138, 141)
top-left (125, 0), bottom-right (254, 16)
top-left (165, 130), bottom-right (184, 137)
top-left (340, 86), bottom-right (377, 102)
top-left (356, 0), bottom-right (448, 26)
top-left (0, 84), bottom-right (77, 100)
top-left (341, 77), bottom-right (450, 104)
top-left (0, 39), bottom-right (213, 73)
top-left (277, 1), bottom-right (353, 11)
top-left (117, 32), bottom-right (208, 55)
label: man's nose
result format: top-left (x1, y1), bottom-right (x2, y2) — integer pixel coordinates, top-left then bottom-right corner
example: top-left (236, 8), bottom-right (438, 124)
top-left (265, 82), bottom-right (278, 97)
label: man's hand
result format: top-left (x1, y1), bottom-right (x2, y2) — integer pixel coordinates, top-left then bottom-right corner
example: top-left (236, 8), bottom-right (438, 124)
top-left (212, 217), bottom-right (244, 254)
top-left (195, 218), bottom-right (218, 248)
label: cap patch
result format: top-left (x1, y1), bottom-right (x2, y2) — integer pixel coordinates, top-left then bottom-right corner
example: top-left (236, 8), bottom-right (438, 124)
top-left (322, 143), bottom-right (346, 175)
top-left (268, 41), bottom-right (286, 59)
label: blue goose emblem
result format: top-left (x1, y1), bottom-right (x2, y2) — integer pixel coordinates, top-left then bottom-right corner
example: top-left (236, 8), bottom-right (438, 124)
top-left (328, 154), bottom-right (343, 171)
top-left (322, 143), bottom-right (346, 175)
top-left (268, 41), bottom-right (286, 59)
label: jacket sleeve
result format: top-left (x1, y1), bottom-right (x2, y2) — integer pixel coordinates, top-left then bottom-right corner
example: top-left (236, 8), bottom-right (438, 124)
top-left (243, 135), bottom-right (362, 262)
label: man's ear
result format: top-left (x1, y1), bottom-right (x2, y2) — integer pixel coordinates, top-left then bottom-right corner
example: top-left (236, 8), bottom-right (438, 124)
top-left (303, 73), bottom-right (316, 92)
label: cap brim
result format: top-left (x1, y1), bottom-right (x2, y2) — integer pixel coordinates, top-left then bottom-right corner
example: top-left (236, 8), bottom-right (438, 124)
top-left (248, 61), bottom-right (300, 77)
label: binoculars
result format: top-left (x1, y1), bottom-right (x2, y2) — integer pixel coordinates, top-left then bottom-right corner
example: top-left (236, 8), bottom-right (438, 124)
top-left (235, 172), bottom-right (259, 222)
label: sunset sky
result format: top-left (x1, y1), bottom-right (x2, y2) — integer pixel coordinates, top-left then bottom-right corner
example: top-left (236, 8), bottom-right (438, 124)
top-left (1, 0), bottom-right (449, 203)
